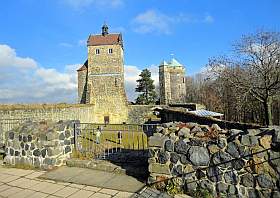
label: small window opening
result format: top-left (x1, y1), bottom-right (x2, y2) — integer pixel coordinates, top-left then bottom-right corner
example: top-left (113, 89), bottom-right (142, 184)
top-left (96, 49), bottom-right (100, 54)
top-left (108, 48), bottom-right (113, 54)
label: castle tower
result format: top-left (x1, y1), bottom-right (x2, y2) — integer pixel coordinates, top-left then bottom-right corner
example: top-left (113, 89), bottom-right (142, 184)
top-left (159, 58), bottom-right (187, 105)
top-left (77, 24), bottom-right (128, 124)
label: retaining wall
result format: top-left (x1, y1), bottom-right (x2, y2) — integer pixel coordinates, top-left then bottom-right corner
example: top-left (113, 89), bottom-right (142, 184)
top-left (4, 120), bottom-right (77, 169)
top-left (148, 122), bottom-right (280, 197)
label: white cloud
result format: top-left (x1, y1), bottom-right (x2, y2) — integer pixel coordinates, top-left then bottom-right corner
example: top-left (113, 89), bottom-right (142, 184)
top-left (132, 10), bottom-right (215, 34)
top-left (0, 44), bottom-right (37, 69)
top-left (0, 44), bottom-right (80, 103)
top-left (64, 0), bottom-right (124, 9)
top-left (0, 44), bottom-right (162, 103)
top-left (132, 10), bottom-right (172, 34)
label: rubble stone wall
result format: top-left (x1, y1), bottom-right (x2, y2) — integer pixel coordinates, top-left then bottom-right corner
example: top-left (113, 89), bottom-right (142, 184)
top-left (148, 122), bottom-right (280, 197)
top-left (4, 120), bottom-right (77, 169)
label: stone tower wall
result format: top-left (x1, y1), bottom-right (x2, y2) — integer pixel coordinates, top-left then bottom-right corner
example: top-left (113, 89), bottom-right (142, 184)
top-left (87, 44), bottom-right (128, 124)
top-left (159, 66), bottom-right (186, 105)
top-left (77, 69), bottom-right (88, 104)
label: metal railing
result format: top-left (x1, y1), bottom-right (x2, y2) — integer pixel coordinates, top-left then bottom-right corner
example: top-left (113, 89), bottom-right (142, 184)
top-left (74, 123), bottom-right (159, 160)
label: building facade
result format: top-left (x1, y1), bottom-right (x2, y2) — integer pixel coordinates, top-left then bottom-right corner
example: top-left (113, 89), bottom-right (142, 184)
top-left (159, 58), bottom-right (187, 105)
top-left (77, 24), bottom-right (128, 124)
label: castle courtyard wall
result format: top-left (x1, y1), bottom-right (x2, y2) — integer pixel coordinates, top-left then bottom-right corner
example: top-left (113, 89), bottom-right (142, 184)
top-left (0, 104), bottom-right (95, 123)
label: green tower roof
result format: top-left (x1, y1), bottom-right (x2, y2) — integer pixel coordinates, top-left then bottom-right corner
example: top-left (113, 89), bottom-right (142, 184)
top-left (168, 58), bottom-right (183, 67)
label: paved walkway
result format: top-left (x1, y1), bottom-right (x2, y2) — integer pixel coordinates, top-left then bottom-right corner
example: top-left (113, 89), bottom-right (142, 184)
top-left (40, 167), bottom-right (145, 193)
top-left (0, 165), bottom-right (177, 198)
top-left (0, 166), bottom-right (136, 198)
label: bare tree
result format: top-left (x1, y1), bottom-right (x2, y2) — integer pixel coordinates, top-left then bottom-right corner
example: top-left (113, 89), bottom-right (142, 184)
top-left (209, 31), bottom-right (280, 126)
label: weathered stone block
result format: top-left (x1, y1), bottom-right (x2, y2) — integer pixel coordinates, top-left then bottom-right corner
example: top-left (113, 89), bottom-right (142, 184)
top-left (148, 136), bottom-right (168, 147)
top-left (178, 127), bottom-right (191, 138)
top-left (188, 146), bottom-right (210, 166)
top-left (241, 135), bottom-right (258, 146)
top-left (157, 151), bottom-right (170, 164)
top-left (59, 133), bottom-right (65, 140)
top-left (33, 149), bottom-right (41, 157)
top-left (148, 163), bottom-right (171, 175)
top-left (257, 174), bottom-right (274, 188)
top-left (226, 142), bottom-right (239, 158)
top-left (170, 152), bottom-right (180, 163)
top-left (207, 166), bottom-right (223, 182)
top-left (174, 139), bottom-right (189, 154)
top-left (65, 145), bottom-right (71, 154)
top-left (216, 182), bottom-right (228, 192)
top-left (164, 139), bottom-right (173, 152)
top-left (180, 154), bottom-right (190, 165)
top-left (224, 170), bottom-right (238, 185)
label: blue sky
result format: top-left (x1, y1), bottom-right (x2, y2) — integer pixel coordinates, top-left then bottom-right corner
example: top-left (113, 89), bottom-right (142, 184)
top-left (0, 0), bottom-right (279, 103)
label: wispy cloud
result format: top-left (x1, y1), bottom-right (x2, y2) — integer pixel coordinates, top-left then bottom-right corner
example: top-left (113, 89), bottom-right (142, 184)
top-left (64, 0), bottom-right (124, 9)
top-left (132, 10), bottom-right (172, 34)
top-left (59, 42), bottom-right (73, 47)
top-left (204, 14), bottom-right (214, 23)
top-left (132, 10), bottom-right (215, 34)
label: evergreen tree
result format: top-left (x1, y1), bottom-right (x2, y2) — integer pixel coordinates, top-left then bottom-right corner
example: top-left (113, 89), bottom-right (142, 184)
top-left (135, 69), bottom-right (157, 104)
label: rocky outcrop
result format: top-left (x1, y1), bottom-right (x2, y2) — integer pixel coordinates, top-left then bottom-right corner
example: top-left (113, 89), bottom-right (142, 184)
top-left (148, 122), bottom-right (280, 197)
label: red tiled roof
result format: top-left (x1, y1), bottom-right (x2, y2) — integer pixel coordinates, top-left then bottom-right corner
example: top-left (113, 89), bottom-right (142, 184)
top-left (87, 34), bottom-right (123, 46)
top-left (77, 60), bottom-right (88, 72)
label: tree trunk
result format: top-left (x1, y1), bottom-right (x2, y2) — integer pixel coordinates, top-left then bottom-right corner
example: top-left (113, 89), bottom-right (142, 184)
top-left (263, 97), bottom-right (273, 126)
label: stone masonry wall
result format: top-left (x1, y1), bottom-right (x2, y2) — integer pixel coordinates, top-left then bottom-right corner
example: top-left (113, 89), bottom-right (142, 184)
top-left (4, 120), bottom-right (78, 169)
top-left (148, 122), bottom-right (280, 197)
top-left (127, 105), bottom-right (164, 124)
top-left (0, 104), bottom-right (94, 123)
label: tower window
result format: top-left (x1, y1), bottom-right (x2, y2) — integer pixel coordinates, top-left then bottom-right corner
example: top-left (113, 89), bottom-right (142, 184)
top-left (108, 48), bottom-right (113, 54)
top-left (95, 49), bottom-right (100, 54)
top-left (183, 78), bottom-right (185, 83)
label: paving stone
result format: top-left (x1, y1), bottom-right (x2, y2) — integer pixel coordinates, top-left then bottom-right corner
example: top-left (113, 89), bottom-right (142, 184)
top-left (84, 186), bottom-right (102, 192)
top-left (0, 173), bottom-right (12, 181)
top-left (8, 189), bottom-right (35, 198)
top-left (0, 186), bottom-right (22, 197)
top-left (54, 186), bottom-right (79, 197)
top-left (68, 190), bottom-right (94, 198)
top-left (25, 171), bottom-right (46, 179)
top-left (8, 178), bottom-right (40, 189)
top-left (99, 188), bottom-right (119, 195)
top-left (27, 191), bottom-right (48, 198)
top-left (90, 192), bottom-right (112, 198)
top-left (0, 184), bottom-right (11, 192)
top-left (1, 175), bottom-right (19, 183)
top-left (29, 182), bottom-right (65, 194)
top-left (69, 183), bottom-right (86, 189)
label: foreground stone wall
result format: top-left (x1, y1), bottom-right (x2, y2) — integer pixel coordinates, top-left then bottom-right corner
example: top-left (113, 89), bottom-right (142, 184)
top-left (4, 120), bottom-right (77, 169)
top-left (0, 104), bottom-right (94, 123)
top-left (148, 122), bottom-right (280, 197)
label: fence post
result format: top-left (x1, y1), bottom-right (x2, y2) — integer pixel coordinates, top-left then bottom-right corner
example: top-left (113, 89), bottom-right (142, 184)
top-left (73, 123), bottom-right (77, 151)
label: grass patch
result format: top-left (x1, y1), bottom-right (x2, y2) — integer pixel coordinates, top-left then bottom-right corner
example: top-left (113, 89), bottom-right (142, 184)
top-left (74, 124), bottom-right (149, 159)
